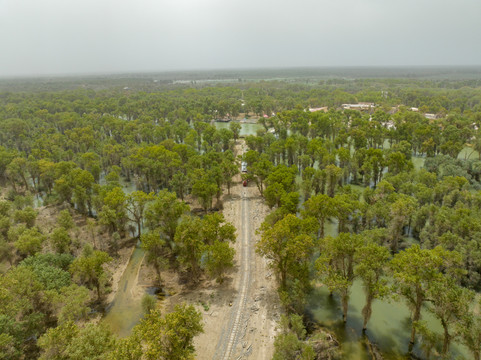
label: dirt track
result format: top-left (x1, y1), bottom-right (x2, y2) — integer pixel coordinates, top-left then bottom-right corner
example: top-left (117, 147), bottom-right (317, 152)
top-left (215, 184), bottom-right (251, 359)
top-left (192, 141), bottom-right (279, 359)
top-left (159, 140), bottom-right (279, 359)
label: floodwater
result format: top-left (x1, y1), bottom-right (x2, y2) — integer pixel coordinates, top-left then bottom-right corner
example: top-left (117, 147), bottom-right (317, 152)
top-left (102, 243), bottom-right (154, 337)
top-left (308, 217), bottom-right (470, 359)
top-left (308, 279), bottom-right (470, 359)
top-left (213, 121), bottom-right (264, 136)
top-left (458, 146), bottom-right (479, 160)
top-left (100, 177), bottom-right (150, 337)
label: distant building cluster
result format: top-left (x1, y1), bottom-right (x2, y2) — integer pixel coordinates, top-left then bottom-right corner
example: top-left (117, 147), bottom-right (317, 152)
top-left (424, 113), bottom-right (439, 120)
top-left (302, 103), bottom-right (443, 123)
top-left (342, 102), bottom-right (375, 110)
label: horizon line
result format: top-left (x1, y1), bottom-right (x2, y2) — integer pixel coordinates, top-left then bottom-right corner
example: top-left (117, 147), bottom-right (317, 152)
top-left (1, 64), bottom-right (481, 81)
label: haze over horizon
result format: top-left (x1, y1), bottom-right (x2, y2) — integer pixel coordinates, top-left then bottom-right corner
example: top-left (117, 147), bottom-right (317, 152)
top-left (1, 0), bottom-right (480, 77)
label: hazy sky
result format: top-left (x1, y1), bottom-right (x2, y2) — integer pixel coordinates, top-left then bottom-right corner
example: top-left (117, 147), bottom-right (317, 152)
top-left (1, 0), bottom-right (480, 76)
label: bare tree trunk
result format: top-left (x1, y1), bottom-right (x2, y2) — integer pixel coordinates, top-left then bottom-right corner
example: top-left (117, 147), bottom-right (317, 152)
top-left (342, 292), bottom-right (349, 323)
top-left (441, 320), bottom-right (450, 356)
top-left (155, 263), bottom-right (162, 287)
top-left (362, 293), bottom-right (373, 331)
top-left (96, 282), bottom-right (101, 301)
top-left (409, 301), bottom-right (422, 353)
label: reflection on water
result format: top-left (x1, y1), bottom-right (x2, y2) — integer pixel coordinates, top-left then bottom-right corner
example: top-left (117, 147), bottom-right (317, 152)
top-left (308, 280), bottom-right (470, 359)
top-left (309, 215), bottom-right (470, 360)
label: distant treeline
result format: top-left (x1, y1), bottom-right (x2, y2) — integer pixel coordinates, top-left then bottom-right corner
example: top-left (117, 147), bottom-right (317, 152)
top-left (2, 66), bottom-right (481, 92)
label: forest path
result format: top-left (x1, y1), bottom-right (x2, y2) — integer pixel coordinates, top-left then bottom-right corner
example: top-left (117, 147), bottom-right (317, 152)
top-left (193, 140), bottom-right (279, 360)
top-left (215, 178), bottom-right (251, 359)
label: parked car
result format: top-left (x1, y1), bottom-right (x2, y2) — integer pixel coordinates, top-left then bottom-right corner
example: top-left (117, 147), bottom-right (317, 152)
top-left (241, 161), bottom-right (247, 173)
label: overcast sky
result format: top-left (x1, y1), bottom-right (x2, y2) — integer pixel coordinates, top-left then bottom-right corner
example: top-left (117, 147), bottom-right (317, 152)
top-left (0, 0), bottom-right (480, 77)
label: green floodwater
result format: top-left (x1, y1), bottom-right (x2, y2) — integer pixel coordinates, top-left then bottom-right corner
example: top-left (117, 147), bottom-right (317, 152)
top-left (308, 278), bottom-right (470, 360)
top-left (100, 176), bottom-right (149, 337)
top-left (458, 146), bottom-right (479, 160)
top-left (308, 219), bottom-right (471, 360)
top-left (213, 120), bottom-right (264, 136)
top-left (102, 244), bottom-right (150, 337)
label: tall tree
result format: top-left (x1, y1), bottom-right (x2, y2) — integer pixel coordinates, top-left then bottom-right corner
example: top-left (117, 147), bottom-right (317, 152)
top-left (97, 186), bottom-right (128, 235)
top-left (390, 245), bottom-right (462, 352)
top-left (388, 195), bottom-right (417, 253)
top-left (145, 190), bottom-right (189, 247)
top-left (325, 164), bottom-right (342, 197)
top-left (355, 241), bottom-right (390, 331)
top-left (257, 214), bottom-right (316, 290)
top-left (249, 156), bottom-right (274, 195)
top-left (199, 212), bottom-right (236, 245)
top-left (191, 175), bottom-right (218, 212)
top-left (428, 276), bottom-right (473, 356)
top-left (14, 227), bottom-right (46, 258)
top-left (141, 230), bottom-right (168, 286)
top-left (221, 157), bottom-right (239, 195)
top-left (38, 321), bottom-right (116, 360)
top-left (230, 122), bottom-right (242, 141)
top-left (316, 233), bottom-right (363, 323)
top-left (457, 301), bottom-right (481, 360)
top-left (126, 191), bottom-right (154, 238)
top-left (69, 245), bottom-right (112, 301)
top-left (49, 227), bottom-right (72, 254)
top-left (204, 240), bottom-right (235, 283)
top-left (174, 216), bottom-right (204, 282)
top-left (135, 304), bottom-right (203, 360)
top-left (170, 172), bottom-right (190, 201)
top-left (301, 193), bottom-right (337, 239)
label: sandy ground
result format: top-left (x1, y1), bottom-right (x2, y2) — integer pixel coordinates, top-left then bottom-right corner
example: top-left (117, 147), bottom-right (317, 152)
top-left (162, 141), bottom-right (280, 360)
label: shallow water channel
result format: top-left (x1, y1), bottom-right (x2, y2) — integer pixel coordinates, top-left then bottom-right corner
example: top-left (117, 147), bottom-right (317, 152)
top-left (102, 245), bottom-right (155, 337)
top-left (100, 178), bottom-right (148, 336)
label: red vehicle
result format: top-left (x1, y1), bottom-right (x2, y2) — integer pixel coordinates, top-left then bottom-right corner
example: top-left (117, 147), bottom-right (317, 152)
top-left (243, 180), bottom-right (248, 187)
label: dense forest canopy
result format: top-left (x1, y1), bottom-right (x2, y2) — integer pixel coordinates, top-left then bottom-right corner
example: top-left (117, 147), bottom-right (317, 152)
top-left (1, 72), bottom-right (481, 359)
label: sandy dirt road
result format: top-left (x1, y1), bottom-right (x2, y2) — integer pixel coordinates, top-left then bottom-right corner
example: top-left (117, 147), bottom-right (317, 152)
top-left (192, 141), bottom-right (280, 360)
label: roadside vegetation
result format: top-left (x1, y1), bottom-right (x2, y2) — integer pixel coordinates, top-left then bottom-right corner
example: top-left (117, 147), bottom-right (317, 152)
top-left (246, 102), bottom-right (481, 358)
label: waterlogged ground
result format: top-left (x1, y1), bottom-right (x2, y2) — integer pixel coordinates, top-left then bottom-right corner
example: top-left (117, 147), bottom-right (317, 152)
top-left (307, 219), bottom-right (471, 359)
top-left (213, 121), bottom-right (264, 136)
top-left (102, 245), bottom-right (155, 337)
top-left (307, 279), bottom-right (470, 360)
